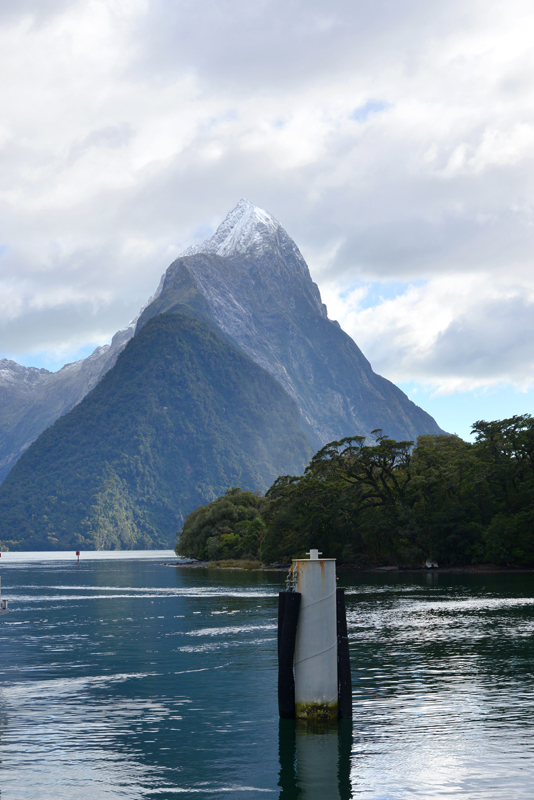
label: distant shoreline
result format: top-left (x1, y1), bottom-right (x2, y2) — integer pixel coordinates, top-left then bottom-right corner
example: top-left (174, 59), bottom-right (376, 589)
top-left (167, 560), bottom-right (534, 574)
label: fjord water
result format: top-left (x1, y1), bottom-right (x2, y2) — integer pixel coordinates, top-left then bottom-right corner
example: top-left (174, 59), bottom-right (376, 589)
top-left (1, 554), bottom-right (534, 799)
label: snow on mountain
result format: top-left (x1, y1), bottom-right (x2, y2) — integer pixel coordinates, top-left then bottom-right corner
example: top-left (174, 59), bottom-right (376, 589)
top-left (184, 198), bottom-right (284, 258)
top-left (0, 360), bottom-right (54, 388)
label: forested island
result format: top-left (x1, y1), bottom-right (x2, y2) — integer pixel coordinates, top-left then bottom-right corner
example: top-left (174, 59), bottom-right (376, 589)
top-left (176, 415), bottom-right (534, 568)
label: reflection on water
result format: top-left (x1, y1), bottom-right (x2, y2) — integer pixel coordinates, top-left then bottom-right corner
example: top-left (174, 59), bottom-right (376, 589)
top-left (1, 558), bottom-right (534, 798)
top-left (278, 720), bottom-right (353, 799)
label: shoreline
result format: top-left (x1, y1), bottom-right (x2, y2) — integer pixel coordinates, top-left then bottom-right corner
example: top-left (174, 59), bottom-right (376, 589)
top-left (167, 560), bottom-right (534, 574)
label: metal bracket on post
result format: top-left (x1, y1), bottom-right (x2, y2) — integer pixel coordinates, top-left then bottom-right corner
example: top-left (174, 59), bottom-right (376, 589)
top-left (285, 562), bottom-right (298, 592)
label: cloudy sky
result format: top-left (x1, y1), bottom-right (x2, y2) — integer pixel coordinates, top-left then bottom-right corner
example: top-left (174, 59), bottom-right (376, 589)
top-left (1, 0), bottom-right (534, 440)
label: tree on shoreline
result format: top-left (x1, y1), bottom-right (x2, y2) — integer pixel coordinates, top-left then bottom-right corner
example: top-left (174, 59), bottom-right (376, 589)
top-left (176, 487), bottom-right (266, 561)
top-left (176, 415), bottom-right (534, 568)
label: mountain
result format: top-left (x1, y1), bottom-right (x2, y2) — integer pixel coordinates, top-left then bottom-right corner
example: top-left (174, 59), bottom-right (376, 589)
top-left (0, 313), bottom-right (311, 551)
top-left (0, 199), bottom-right (445, 550)
top-left (0, 201), bottom-right (442, 486)
top-left (137, 199), bottom-right (443, 448)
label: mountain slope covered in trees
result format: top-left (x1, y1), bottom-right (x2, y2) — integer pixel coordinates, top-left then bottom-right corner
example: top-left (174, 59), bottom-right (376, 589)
top-left (0, 324), bottom-right (136, 483)
top-left (0, 313), bottom-right (311, 551)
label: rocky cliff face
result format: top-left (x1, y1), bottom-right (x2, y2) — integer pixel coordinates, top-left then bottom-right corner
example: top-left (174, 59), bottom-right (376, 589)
top-left (138, 199), bottom-right (444, 447)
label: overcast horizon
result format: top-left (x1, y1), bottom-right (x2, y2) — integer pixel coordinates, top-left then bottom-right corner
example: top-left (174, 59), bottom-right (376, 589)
top-left (1, 0), bottom-right (534, 441)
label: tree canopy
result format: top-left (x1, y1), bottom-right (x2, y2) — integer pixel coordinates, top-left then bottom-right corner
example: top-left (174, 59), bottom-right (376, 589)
top-left (176, 415), bottom-right (534, 568)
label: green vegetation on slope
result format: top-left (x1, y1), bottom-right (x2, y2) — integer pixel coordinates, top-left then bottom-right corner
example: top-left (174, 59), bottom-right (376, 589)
top-left (0, 312), bottom-right (311, 551)
top-left (176, 415), bottom-right (534, 568)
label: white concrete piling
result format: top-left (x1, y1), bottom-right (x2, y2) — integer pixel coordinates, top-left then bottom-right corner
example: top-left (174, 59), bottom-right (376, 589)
top-left (293, 551), bottom-right (338, 720)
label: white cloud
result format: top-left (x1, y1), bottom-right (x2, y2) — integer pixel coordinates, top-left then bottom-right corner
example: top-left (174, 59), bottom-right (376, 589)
top-left (327, 274), bottom-right (534, 393)
top-left (0, 0), bottom-right (533, 397)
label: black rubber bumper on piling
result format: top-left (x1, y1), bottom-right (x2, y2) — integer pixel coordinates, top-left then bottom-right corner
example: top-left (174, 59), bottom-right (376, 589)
top-left (278, 591), bottom-right (301, 719)
top-left (336, 587), bottom-right (352, 720)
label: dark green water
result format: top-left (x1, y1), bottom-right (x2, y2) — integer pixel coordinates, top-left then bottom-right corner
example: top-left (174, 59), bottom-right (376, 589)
top-left (1, 554), bottom-right (534, 799)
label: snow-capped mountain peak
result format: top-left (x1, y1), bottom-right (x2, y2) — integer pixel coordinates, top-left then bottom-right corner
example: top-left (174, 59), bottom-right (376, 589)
top-left (183, 199), bottom-right (281, 258)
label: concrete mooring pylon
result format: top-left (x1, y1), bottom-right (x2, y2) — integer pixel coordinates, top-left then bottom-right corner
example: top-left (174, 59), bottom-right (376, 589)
top-left (278, 550), bottom-right (352, 721)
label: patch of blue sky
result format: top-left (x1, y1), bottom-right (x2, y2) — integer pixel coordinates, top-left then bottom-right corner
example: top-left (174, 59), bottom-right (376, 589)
top-left (351, 100), bottom-right (390, 123)
top-left (4, 343), bottom-right (100, 373)
top-left (397, 381), bottom-right (534, 442)
top-left (339, 279), bottom-right (426, 310)
top-left (189, 223), bottom-right (214, 245)
top-left (0, 244), bottom-right (7, 257)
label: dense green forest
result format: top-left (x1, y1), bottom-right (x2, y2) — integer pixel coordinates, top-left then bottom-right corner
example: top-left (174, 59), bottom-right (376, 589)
top-left (0, 312), bottom-right (311, 551)
top-left (176, 415), bottom-right (534, 567)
